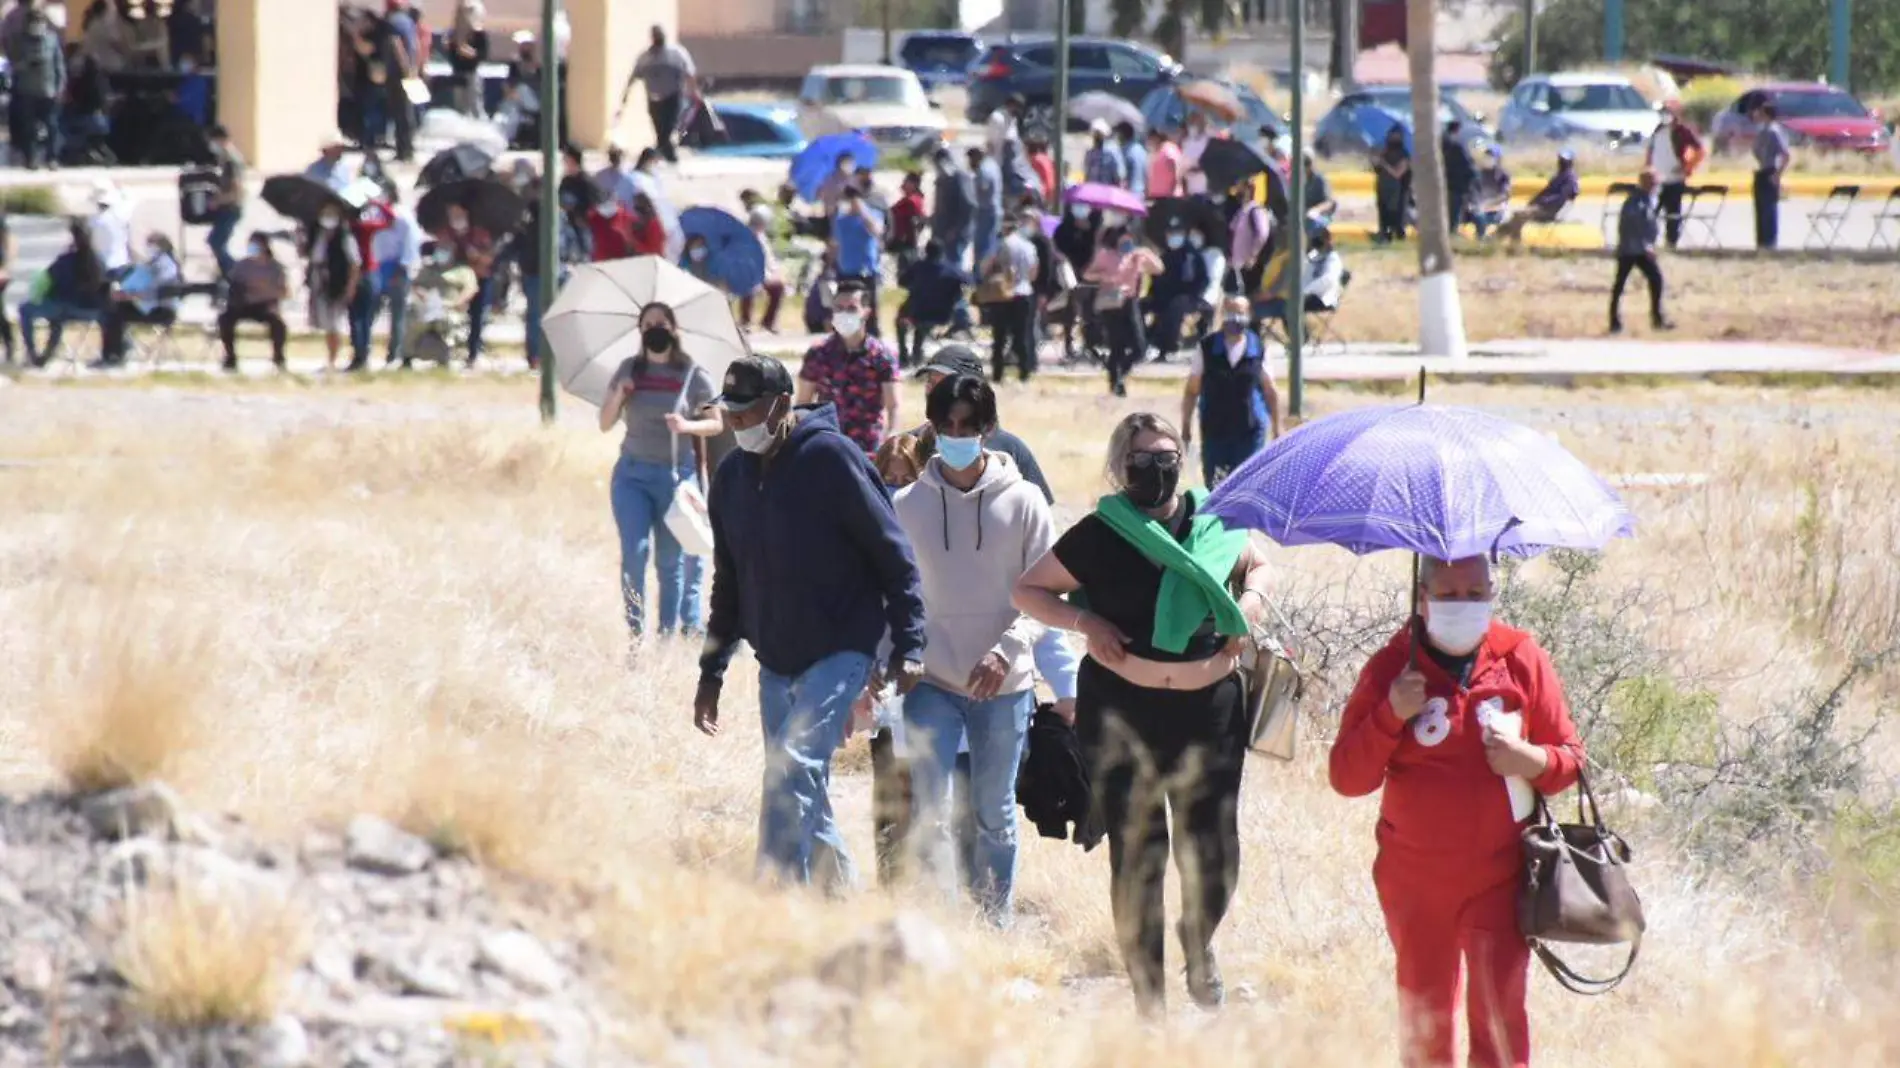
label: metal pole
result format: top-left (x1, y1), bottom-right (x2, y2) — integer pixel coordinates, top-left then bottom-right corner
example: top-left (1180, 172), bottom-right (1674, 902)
top-left (1286, 0), bottom-right (1306, 418)
top-left (1604, 0), bottom-right (1623, 63)
top-left (538, 0), bottom-right (560, 425)
top-left (1521, 0), bottom-right (1536, 79)
top-left (1830, 0), bottom-right (1851, 90)
top-left (1053, 0), bottom-right (1071, 206)
top-left (881, 0), bottom-right (894, 65)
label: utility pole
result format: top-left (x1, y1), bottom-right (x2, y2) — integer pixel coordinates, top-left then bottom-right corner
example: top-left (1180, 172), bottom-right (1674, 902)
top-left (1407, 0), bottom-right (1466, 361)
top-left (881, 0), bottom-right (894, 65)
top-left (1604, 0), bottom-right (1623, 63)
top-left (1521, 0), bottom-right (1535, 80)
top-left (1830, 0), bottom-right (1851, 90)
top-left (538, 0), bottom-right (560, 424)
top-left (1053, 0), bottom-right (1070, 204)
top-left (1286, 0), bottom-right (1306, 418)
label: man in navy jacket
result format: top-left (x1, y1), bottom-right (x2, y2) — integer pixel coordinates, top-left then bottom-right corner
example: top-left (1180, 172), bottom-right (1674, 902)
top-left (695, 355), bottom-right (928, 892)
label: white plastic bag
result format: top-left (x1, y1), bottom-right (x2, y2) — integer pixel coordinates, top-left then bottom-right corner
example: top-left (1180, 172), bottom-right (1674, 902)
top-left (664, 479), bottom-right (714, 558)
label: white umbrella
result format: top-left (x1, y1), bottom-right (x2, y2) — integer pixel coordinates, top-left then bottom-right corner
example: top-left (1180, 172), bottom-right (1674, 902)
top-left (1068, 91), bottom-right (1144, 132)
top-left (542, 257), bottom-right (749, 408)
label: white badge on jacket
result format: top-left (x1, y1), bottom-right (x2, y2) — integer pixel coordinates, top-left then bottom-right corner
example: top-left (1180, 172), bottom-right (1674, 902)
top-left (1413, 697), bottom-right (1451, 747)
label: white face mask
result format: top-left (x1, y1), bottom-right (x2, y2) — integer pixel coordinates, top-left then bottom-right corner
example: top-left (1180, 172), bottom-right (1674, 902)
top-left (733, 415), bottom-right (779, 453)
top-left (689, 246), bottom-right (708, 261)
top-left (450, 219), bottom-right (469, 233)
top-left (1424, 600), bottom-right (1493, 656)
top-left (318, 216), bottom-right (339, 230)
top-left (1188, 233), bottom-right (1205, 249)
top-left (831, 311), bottom-right (864, 338)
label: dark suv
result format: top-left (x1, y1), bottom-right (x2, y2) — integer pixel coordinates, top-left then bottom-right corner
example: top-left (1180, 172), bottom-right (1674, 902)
top-left (900, 31), bottom-right (985, 92)
top-left (966, 37), bottom-right (1181, 128)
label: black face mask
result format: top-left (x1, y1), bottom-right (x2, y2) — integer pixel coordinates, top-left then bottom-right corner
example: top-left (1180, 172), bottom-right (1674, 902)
top-left (642, 326), bottom-right (675, 354)
top-left (1122, 461), bottom-right (1180, 510)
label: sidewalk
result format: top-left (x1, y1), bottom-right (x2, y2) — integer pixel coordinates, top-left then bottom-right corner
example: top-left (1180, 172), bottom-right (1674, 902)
top-left (1328, 169), bottom-right (1900, 200)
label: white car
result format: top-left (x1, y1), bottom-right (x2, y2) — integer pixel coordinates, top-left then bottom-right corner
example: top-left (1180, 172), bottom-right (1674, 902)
top-left (796, 65), bottom-right (947, 150)
top-left (1498, 72), bottom-right (1658, 150)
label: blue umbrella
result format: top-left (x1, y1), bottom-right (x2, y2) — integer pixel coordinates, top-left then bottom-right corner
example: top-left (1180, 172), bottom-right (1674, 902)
top-left (790, 132), bottom-right (880, 203)
top-left (1205, 404), bottom-right (1634, 560)
top-left (680, 207), bottom-right (766, 295)
top-left (1353, 107), bottom-right (1412, 155)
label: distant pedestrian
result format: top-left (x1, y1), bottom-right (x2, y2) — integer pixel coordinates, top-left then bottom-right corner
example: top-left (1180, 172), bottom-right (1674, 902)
top-left (969, 145), bottom-right (1004, 269)
top-left (447, 0), bottom-right (489, 120)
top-left (1117, 121), bottom-right (1149, 201)
top-left (204, 124), bottom-right (248, 277)
top-left (986, 208), bottom-right (1040, 382)
top-left (1750, 99), bottom-right (1790, 250)
top-left (5, 3), bottom-right (64, 169)
top-left (370, 187), bottom-right (424, 366)
top-left (694, 355), bottom-right (927, 894)
top-left (1646, 101), bottom-right (1703, 248)
top-left (1609, 169), bottom-right (1671, 335)
top-left (1145, 128), bottom-right (1181, 200)
top-left (1442, 120), bottom-right (1475, 233)
top-left (930, 147), bottom-right (975, 268)
top-left (1085, 225), bottom-right (1161, 397)
top-left (1083, 120), bottom-right (1125, 187)
top-left (1182, 295), bottom-right (1281, 487)
top-left (621, 25), bottom-right (697, 164)
top-left (306, 204), bottom-right (362, 372)
top-left (1372, 126), bottom-right (1411, 242)
top-left (832, 185), bottom-right (886, 337)
top-left (1179, 110), bottom-right (1213, 197)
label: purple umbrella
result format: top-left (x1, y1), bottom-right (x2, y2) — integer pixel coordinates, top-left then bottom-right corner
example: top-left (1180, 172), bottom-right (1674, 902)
top-left (1204, 404), bottom-right (1635, 560)
top-left (1065, 182), bottom-right (1148, 217)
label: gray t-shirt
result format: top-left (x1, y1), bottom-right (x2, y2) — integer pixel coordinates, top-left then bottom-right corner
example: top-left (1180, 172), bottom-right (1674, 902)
top-left (1002, 232), bottom-right (1038, 297)
top-left (633, 44), bottom-right (695, 101)
top-left (1753, 123), bottom-right (1789, 172)
top-left (607, 357), bottom-right (715, 467)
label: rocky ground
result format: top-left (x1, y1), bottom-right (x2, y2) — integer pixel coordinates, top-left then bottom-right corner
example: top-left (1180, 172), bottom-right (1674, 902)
top-left (0, 782), bottom-right (613, 1067)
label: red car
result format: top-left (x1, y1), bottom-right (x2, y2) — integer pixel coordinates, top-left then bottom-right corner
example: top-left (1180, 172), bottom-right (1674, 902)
top-left (1711, 83), bottom-right (1893, 155)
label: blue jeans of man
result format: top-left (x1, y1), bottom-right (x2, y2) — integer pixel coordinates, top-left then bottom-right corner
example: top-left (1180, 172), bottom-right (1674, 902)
top-left (903, 682), bottom-right (1035, 924)
top-left (349, 268), bottom-right (384, 365)
top-left (757, 650), bottom-right (871, 892)
top-left (521, 273), bottom-right (544, 366)
top-left (1471, 208), bottom-right (1506, 240)
top-left (1201, 428), bottom-right (1265, 489)
top-left (466, 274), bottom-right (493, 364)
top-left (20, 301), bottom-right (102, 365)
top-left (379, 267), bottom-right (411, 364)
top-left (207, 207), bottom-right (242, 277)
top-left (608, 455), bottom-right (704, 636)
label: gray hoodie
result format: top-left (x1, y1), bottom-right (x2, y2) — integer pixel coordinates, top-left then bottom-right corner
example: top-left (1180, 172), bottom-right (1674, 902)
top-left (893, 451), bottom-right (1053, 698)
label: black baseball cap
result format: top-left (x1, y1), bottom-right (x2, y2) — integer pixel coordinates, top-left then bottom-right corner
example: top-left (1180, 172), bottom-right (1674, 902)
top-left (714, 355), bottom-right (795, 412)
top-left (912, 344), bottom-right (984, 381)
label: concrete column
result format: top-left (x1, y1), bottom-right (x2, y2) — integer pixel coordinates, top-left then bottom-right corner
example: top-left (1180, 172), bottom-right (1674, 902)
top-left (567, 0), bottom-right (678, 151)
top-left (217, 0), bottom-right (338, 173)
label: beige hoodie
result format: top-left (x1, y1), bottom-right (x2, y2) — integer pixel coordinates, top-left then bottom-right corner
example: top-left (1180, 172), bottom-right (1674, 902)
top-left (892, 451), bottom-right (1053, 698)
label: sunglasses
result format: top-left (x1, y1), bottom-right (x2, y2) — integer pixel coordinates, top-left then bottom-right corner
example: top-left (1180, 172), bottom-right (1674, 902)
top-left (1127, 449), bottom-right (1182, 471)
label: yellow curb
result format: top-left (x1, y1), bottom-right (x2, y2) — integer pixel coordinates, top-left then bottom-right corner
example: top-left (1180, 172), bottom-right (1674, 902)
top-left (1328, 221), bottom-right (1602, 251)
top-left (1326, 171), bottom-right (1899, 200)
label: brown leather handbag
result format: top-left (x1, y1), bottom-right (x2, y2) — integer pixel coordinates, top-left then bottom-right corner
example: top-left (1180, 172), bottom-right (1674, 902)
top-left (1517, 768), bottom-right (1645, 995)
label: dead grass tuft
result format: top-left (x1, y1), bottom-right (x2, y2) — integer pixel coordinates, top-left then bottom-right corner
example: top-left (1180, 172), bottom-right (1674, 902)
top-left (113, 877), bottom-right (310, 1028)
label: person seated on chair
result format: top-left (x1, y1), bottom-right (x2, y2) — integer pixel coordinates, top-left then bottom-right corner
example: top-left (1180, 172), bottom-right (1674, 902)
top-left (895, 239), bottom-right (970, 369)
top-left (1492, 149), bottom-right (1581, 244)
top-left (21, 219), bottom-right (109, 369)
top-left (95, 234), bottom-right (182, 369)
top-left (219, 232), bottom-right (290, 372)
top-left (401, 241), bottom-right (479, 368)
top-left (1301, 152), bottom-right (1338, 239)
top-left (1469, 146), bottom-right (1513, 240)
top-left (1145, 219), bottom-right (1210, 360)
top-left (1254, 227), bottom-right (1344, 335)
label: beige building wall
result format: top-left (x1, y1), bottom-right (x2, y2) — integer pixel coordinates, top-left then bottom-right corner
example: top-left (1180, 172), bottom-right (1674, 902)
top-left (678, 0), bottom-right (777, 36)
top-left (566, 0), bottom-right (673, 151)
top-left (219, 0), bottom-right (341, 173)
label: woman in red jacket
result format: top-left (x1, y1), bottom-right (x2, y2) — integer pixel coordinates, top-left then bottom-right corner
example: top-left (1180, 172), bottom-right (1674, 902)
top-left (1330, 555), bottom-right (1584, 1068)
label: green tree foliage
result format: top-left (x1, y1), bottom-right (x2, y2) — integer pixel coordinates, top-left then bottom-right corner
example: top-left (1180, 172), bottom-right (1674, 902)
top-left (1490, 0), bottom-right (1900, 94)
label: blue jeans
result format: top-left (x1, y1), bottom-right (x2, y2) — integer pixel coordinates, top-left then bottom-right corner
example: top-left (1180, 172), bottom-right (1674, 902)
top-left (1471, 208), bottom-right (1506, 239)
top-left (466, 274), bottom-right (493, 363)
top-left (757, 650), bottom-right (871, 892)
top-left (1201, 429), bottom-right (1265, 488)
top-left (521, 273), bottom-right (543, 365)
top-left (380, 267), bottom-right (411, 364)
top-left (903, 682), bottom-right (1034, 924)
top-left (20, 301), bottom-right (102, 364)
top-left (207, 207), bottom-right (241, 277)
top-left (349, 268), bottom-right (384, 364)
top-left (608, 455), bottom-right (704, 635)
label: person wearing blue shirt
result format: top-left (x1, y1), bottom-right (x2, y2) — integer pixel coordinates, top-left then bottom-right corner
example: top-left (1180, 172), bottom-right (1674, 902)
top-left (695, 355), bottom-right (928, 894)
top-left (95, 235), bottom-right (182, 369)
top-left (304, 135), bottom-right (359, 194)
top-left (833, 184), bottom-right (886, 339)
top-left (368, 190), bottom-right (424, 366)
top-left (1181, 295), bottom-right (1283, 487)
top-left (895, 240), bottom-right (969, 368)
top-left (967, 145), bottom-right (1004, 270)
top-left (1116, 122), bottom-right (1149, 201)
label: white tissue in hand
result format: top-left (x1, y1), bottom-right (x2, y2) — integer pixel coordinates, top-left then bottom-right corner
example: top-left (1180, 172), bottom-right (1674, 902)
top-left (1479, 699), bottom-right (1535, 821)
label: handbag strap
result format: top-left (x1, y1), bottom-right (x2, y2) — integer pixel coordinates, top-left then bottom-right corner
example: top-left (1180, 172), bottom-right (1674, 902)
top-left (1530, 937), bottom-right (1641, 997)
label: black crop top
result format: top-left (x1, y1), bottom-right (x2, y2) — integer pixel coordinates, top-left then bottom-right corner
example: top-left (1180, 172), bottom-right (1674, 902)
top-left (1051, 495), bottom-right (1226, 664)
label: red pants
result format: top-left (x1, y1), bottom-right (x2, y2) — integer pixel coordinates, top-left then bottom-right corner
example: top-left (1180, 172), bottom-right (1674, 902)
top-left (1375, 855), bottom-right (1531, 1068)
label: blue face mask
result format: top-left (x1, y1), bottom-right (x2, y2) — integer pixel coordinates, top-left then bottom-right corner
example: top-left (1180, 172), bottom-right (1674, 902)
top-left (935, 434), bottom-right (984, 471)
top-left (1070, 203), bottom-right (1090, 220)
top-left (1166, 233), bottom-right (1185, 250)
top-left (1118, 238), bottom-right (1135, 254)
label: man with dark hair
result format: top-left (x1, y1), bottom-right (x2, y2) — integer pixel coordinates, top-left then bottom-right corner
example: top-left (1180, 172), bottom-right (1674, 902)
top-left (832, 184), bottom-right (885, 337)
top-left (1609, 169), bottom-right (1670, 334)
top-left (204, 124), bottom-right (246, 276)
top-left (622, 24), bottom-right (697, 163)
top-left (890, 372), bottom-right (1055, 926)
top-left (930, 147), bottom-right (975, 269)
top-left (895, 240), bottom-right (969, 369)
top-left (796, 280), bottom-right (899, 454)
top-left (695, 355), bottom-right (927, 894)
top-left (1750, 98), bottom-right (1790, 249)
top-left (1441, 120), bottom-right (1475, 234)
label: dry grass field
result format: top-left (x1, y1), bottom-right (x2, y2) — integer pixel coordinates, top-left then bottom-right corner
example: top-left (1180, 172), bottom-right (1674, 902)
top-left (3, 372), bottom-right (1898, 1064)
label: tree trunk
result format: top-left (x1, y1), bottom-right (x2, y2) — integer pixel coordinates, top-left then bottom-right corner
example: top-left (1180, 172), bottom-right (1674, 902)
top-left (1406, 0), bottom-right (1468, 360)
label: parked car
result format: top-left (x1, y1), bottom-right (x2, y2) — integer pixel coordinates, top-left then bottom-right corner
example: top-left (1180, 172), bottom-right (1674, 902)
top-left (797, 64), bottom-right (946, 150)
top-left (967, 37), bottom-right (1181, 129)
top-left (682, 101), bottom-right (807, 160)
top-left (1497, 72), bottom-right (1657, 148)
top-left (1138, 78), bottom-right (1277, 139)
top-left (899, 31), bottom-right (985, 93)
top-left (1709, 83), bottom-right (1892, 155)
top-left (1313, 86), bottom-right (1494, 158)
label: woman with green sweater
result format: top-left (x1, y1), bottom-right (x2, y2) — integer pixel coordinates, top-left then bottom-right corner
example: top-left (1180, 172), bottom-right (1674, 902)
top-left (1012, 411), bottom-right (1275, 1014)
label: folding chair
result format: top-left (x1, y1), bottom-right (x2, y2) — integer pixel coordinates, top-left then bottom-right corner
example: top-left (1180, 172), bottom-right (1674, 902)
top-left (1600, 182), bottom-right (1639, 249)
top-left (1304, 269), bottom-right (1353, 357)
top-left (1804, 185), bottom-right (1860, 250)
top-left (1680, 185), bottom-right (1728, 249)
top-left (133, 283), bottom-right (224, 368)
top-left (1869, 188), bottom-right (1900, 252)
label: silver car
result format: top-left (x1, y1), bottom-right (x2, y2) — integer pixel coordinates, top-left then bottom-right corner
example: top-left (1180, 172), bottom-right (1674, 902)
top-left (1498, 73), bottom-right (1658, 150)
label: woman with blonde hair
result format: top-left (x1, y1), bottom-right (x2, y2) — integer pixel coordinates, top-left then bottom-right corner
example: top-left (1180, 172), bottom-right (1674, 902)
top-left (598, 301), bottom-right (722, 641)
top-left (1012, 412), bottom-right (1274, 1012)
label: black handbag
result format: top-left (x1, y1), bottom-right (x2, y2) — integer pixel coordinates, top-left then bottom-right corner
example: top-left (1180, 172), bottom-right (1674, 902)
top-left (1517, 768), bottom-right (1646, 995)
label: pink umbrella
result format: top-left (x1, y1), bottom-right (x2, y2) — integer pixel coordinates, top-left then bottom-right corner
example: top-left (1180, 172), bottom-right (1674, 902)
top-left (1064, 182), bottom-right (1148, 217)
